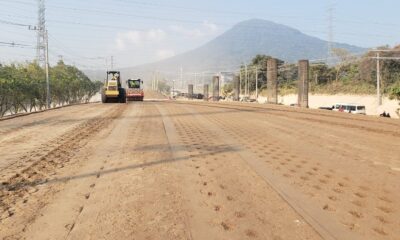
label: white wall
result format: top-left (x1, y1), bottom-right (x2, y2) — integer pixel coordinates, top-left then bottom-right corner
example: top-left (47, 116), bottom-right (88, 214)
top-left (257, 94), bottom-right (399, 119)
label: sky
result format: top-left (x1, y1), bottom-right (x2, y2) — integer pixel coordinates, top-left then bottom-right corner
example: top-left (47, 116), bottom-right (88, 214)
top-left (1, 0), bottom-right (400, 69)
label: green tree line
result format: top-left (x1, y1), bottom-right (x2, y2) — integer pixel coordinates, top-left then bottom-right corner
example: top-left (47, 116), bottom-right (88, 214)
top-left (0, 61), bottom-right (102, 117)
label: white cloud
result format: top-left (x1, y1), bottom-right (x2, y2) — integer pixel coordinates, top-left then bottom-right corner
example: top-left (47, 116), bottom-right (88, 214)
top-left (203, 20), bottom-right (218, 32)
top-left (115, 29), bottom-right (166, 50)
top-left (169, 21), bottom-right (219, 39)
top-left (156, 49), bottom-right (175, 60)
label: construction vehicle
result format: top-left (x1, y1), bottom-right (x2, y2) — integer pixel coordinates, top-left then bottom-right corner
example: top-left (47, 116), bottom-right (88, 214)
top-left (101, 71), bottom-right (126, 103)
top-left (126, 78), bottom-right (144, 101)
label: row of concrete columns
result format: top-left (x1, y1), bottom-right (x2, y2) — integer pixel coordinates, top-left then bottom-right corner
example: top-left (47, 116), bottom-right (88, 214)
top-left (188, 59), bottom-right (309, 106)
top-left (232, 58), bottom-right (309, 107)
top-left (265, 59), bottom-right (309, 107)
top-left (195, 76), bottom-right (218, 101)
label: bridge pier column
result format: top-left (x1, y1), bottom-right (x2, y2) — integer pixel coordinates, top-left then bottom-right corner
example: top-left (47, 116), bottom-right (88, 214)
top-left (188, 84), bottom-right (193, 100)
top-left (212, 76), bottom-right (220, 101)
top-left (233, 75), bottom-right (240, 101)
top-left (203, 84), bottom-right (209, 101)
top-left (267, 58), bottom-right (278, 104)
top-left (298, 60), bottom-right (309, 108)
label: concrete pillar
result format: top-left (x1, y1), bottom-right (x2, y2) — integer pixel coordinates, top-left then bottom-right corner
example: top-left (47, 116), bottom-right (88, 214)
top-left (212, 76), bottom-right (220, 101)
top-left (203, 84), bottom-right (209, 101)
top-left (233, 75), bottom-right (240, 101)
top-left (298, 60), bottom-right (309, 108)
top-left (267, 58), bottom-right (278, 104)
top-left (188, 84), bottom-right (194, 100)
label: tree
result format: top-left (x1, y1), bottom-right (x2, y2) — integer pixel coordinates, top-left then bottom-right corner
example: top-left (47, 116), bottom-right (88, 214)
top-left (156, 79), bottom-right (171, 94)
top-left (221, 82), bottom-right (233, 97)
top-left (310, 63), bottom-right (334, 84)
top-left (332, 48), bottom-right (357, 82)
top-left (389, 84), bottom-right (400, 101)
top-left (0, 61), bottom-right (101, 116)
top-left (389, 83), bottom-right (400, 117)
top-left (239, 55), bottom-right (285, 95)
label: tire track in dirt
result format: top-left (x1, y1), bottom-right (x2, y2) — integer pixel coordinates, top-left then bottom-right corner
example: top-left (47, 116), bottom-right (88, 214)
top-left (64, 102), bottom-right (191, 240)
top-left (0, 105), bottom-right (126, 224)
top-left (0, 103), bottom-right (105, 141)
top-left (177, 101), bottom-right (400, 137)
top-left (0, 104), bottom-right (112, 175)
top-left (177, 104), bottom-right (363, 240)
top-left (9, 104), bottom-right (130, 240)
top-left (171, 101), bottom-right (400, 171)
top-left (190, 102), bottom-right (399, 240)
top-left (159, 102), bottom-right (322, 240)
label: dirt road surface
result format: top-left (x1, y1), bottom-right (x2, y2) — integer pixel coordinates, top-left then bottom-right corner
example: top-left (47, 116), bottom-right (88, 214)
top-left (1, 91), bottom-right (399, 240)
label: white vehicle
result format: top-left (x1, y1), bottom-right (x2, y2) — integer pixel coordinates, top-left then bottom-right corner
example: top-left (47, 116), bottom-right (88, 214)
top-left (332, 103), bottom-right (366, 115)
top-left (170, 90), bottom-right (181, 98)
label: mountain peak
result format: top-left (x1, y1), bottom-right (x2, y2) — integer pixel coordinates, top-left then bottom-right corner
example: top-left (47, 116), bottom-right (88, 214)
top-left (234, 18), bottom-right (282, 27)
top-left (123, 19), bottom-right (365, 74)
top-left (226, 18), bottom-right (303, 40)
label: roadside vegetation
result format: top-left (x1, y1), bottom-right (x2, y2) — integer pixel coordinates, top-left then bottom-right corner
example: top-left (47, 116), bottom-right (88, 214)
top-left (236, 46), bottom-right (400, 98)
top-left (0, 60), bottom-right (102, 117)
top-left (155, 80), bottom-right (171, 95)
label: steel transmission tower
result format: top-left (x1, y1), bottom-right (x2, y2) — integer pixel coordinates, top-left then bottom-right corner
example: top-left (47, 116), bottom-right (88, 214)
top-left (327, 2), bottom-right (335, 65)
top-left (36, 0), bottom-right (46, 67)
top-left (32, 0), bottom-right (50, 108)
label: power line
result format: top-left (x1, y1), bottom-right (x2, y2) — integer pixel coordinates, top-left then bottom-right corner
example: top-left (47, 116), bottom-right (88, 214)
top-left (11, 0), bottom-right (400, 29)
top-left (0, 45), bottom-right (35, 49)
top-left (0, 18), bottom-right (31, 27)
top-left (44, 18), bottom-right (395, 39)
top-left (0, 41), bottom-right (31, 47)
top-left (0, 40), bottom-right (35, 50)
top-left (0, 6), bottom-right (395, 40)
top-left (2, 0), bottom-right (399, 71)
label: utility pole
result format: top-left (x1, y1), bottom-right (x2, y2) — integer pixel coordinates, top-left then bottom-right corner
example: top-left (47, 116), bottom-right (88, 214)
top-left (376, 52), bottom-right (381, 105)
top-left (255, 67), bottom-right (258, 100)
top-left (370, 49), bottom-right (400, 110)
top-left (180, 66), bottom-right (183, 89)
top-left (156, 71), bottom-right (159, 92)
top-left (219, 73), bottom-right (222, 98)
top-left (152, 72), bottom-right (155, 90)
top-left (111, 56), bottom-right (114, 70)
top-left (245, 64), bottom-right (248, 97)
top-left (172, 80), bottom-right (175, 98)
top-left (247, 67), bottom-right (250, 97)
top-left (45, 30), bottom-right (50, 108)
top-left (194, 73), bottom-right (197, 92)
top-left (239, 69), bottom-right (242, 97)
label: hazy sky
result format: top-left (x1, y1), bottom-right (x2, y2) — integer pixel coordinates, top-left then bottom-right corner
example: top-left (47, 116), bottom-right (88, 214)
top-left (1, 0), bottom-right (399, 69)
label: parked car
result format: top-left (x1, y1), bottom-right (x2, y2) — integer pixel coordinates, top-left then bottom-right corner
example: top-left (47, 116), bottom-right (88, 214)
top-left (318, 106), bottom-right (333, 110)
top-left (170, 90), bottom-right (181, 98)
top-left (332, 103), bottom-right (366, 114)
top-left (191, 93), bottom-right (204, 99)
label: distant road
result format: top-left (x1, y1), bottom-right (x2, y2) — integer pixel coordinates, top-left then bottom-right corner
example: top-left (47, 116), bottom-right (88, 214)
top-left (0, 91), bottom-right (399, 240)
